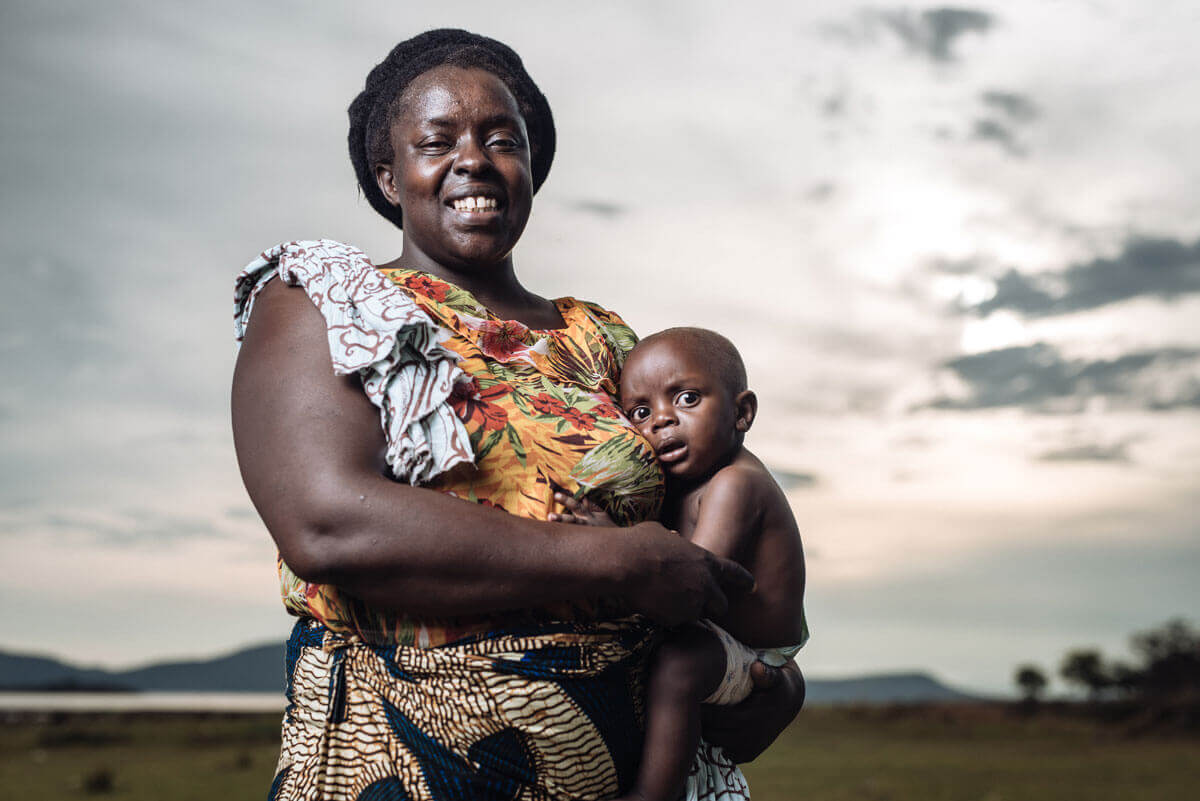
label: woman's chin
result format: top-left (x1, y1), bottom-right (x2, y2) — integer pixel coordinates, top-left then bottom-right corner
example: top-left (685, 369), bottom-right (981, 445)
top-left (437, 232), bottom-right (520, 269)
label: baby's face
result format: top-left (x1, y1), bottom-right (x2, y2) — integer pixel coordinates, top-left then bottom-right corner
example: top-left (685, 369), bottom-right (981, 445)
top-left (619, 338), bottom-right (741, 482)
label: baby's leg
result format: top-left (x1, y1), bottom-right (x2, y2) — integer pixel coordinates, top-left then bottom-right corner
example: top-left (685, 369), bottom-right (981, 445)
top-left (621, 623), bottom-right (727, 801)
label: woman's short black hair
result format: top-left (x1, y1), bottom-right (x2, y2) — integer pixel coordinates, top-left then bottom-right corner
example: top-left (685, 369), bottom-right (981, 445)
top-left (348, 29), bottom-right (556, 229)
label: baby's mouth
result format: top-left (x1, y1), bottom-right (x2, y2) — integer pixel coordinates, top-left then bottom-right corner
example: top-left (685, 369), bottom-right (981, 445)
top-left (656, 439), bottom-right (688, 464)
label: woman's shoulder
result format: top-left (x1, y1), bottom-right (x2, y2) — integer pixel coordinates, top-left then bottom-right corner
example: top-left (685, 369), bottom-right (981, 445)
top-left (233, 239), bottom-right (474, 485)
top-left (235, 239), bottom-right (381, 338)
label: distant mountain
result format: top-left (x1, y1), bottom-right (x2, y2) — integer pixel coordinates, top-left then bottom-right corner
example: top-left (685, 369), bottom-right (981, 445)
top-left (804, 671), bottom-right (981, 704)
top-left (0, 651), bottom-right (127, 691)
top-left (0, 644), bottom-right (284, 693)
top-left (0, 645), bottom-right (981, 703)
top-left (115, 644), bottom-right (283, 692)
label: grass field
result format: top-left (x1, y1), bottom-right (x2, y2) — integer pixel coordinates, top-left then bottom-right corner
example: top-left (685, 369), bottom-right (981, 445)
top-left (2, 704), bottom-right (1196, 800)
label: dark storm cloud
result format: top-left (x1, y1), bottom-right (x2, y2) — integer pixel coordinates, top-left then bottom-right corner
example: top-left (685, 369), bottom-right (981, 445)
top-left (975, 236), bottom-right (1200, 317)
top-left (926, 343), bottom-right (1200, 411)
top-left (877, 7), bottom-right (996, 62)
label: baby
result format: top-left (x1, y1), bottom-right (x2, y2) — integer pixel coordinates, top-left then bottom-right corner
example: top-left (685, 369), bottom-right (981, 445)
top-left (550, 327), bottom-right (808, 801)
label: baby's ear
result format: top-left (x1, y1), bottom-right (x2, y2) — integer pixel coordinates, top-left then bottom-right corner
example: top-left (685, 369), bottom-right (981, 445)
top-left (734, 390), bottom-right (757, 433)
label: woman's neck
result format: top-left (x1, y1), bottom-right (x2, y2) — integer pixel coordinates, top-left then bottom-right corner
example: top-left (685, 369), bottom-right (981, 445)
top-left (384, 246), bottom-right (563, 329)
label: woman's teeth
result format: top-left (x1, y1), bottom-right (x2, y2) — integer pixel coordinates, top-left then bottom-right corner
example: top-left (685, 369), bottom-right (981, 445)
top-left (452, 197), bottom-right (499, 212)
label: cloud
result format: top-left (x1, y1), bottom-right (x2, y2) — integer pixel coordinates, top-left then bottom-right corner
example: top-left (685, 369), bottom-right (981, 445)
top-left (768, 467), bottom-right (820, 491)
top-left (968, 90), bottom-right (1038, 156)
top-left (0, 507), bottom-right (236, 548)
top-left (568, 199), bottom-right (625, 218)
top-left (981, 90), bottom-right (1039, 123)
top-left (971, 118), bottom-right (1025, 156)
top-left (926, 343), bottom-right (1200, 411)
top-left (876, 7), bottom-right (996, 62)
top-left (805, 182), bottom-right (837, 202)
top-left (975, 236), bottom-right (1200, 317)
top-left (1036, 440), bottom-right (1133, 464)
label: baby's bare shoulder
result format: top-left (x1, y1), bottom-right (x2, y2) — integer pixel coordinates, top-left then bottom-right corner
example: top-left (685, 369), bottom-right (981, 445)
top-left (707, 450), bottom-right (782, 504)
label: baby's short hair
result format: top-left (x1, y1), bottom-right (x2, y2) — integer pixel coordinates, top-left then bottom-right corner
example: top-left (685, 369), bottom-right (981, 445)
top-left (635, 327), bottom-right (748, 397)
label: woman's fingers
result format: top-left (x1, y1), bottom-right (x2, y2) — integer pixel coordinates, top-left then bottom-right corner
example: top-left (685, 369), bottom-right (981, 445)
top-left (702, 586), bottom-right (730, 620)
top-left (702, 556), bottom-right (754, 620)
top-left (620, 522), bottom-right (757, 625)
top-left (707, 555), bottom-right (754, 618)
top-left (715, 555), bottom-right (755, 595)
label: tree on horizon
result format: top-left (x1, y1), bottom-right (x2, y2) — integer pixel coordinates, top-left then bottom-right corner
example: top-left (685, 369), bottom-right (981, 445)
top-left (1015, 664), bottom-right (1048, 703)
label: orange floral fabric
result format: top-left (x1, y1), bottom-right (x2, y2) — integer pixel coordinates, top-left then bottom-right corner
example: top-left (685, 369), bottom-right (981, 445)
top-left (287, 267), bottom-right (664, 647)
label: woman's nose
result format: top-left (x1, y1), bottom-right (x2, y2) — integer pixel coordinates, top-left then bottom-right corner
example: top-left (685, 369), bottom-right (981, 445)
top-left (453, 137), bottom-right (491, 175)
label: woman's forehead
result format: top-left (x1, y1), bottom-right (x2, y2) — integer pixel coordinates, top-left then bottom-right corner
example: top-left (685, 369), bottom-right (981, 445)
top-left (398, 66), bottom-right (523, 125)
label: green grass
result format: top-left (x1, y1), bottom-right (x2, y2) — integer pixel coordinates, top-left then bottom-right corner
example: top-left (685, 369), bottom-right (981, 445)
top-left (744, 705), bottom-right (1200, 801)
top-left (1, 705), bottom-right (1196, 800)
top-left (0, 713), bottom-right (281, 800)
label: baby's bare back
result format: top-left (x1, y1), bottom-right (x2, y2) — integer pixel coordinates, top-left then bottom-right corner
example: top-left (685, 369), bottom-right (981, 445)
top-left (669, 448), bottom-right (807, 649)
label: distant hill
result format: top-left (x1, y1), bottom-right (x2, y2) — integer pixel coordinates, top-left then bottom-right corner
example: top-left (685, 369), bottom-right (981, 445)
top-left (0, 644), bottom-right (284, 693)
top-left (0, 645), bottom-right (981, 703)
top-left (804, 671), bottom-right (981, 704)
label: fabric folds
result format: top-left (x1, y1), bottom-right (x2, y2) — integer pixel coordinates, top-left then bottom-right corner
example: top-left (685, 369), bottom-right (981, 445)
top-left (234, 239), bottom-right (474, 485)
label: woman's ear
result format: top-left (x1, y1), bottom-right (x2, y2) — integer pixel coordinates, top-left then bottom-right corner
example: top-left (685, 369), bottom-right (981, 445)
top-left (375, 163), bottom-right (402, 206)
top-left (734, 390), bottom-right (757, 433)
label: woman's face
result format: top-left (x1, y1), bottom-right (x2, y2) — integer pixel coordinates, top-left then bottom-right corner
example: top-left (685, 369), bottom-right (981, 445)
top-left (376, 66), bottom-right (534, 273)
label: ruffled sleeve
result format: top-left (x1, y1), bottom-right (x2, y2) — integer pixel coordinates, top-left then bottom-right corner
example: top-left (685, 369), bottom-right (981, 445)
top-left (234, 239), bottom-right (474, 485)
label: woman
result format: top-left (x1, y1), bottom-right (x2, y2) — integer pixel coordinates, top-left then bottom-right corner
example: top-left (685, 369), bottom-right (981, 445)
top-left (232, 29), bottom-right (804, 800)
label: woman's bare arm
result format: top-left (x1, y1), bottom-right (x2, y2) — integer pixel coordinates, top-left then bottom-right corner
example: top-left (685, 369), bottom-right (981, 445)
top-left (231, 279), bottom-right (751, 622)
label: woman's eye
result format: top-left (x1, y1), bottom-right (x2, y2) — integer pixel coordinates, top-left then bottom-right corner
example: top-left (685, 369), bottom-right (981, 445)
top-left (676, 391), bottom-right (701, 407)
top-left (628, 407), bottom-right (650, 422)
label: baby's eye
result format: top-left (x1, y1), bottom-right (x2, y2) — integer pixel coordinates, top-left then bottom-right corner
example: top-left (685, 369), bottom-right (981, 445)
top-left (628, 406), bottom-right (650, 422)
top-left (675, 391), bottom-right (701, 407)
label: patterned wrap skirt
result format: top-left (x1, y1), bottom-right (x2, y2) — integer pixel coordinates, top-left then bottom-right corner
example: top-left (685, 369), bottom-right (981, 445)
top-left (271, 617), bottom-right (657, 801)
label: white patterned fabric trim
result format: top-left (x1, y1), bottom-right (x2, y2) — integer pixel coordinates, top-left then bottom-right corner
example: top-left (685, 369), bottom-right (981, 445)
top-left (234, 239), bottom-right (474, 485)
top-left (685, 740), bottom-right (750, 801)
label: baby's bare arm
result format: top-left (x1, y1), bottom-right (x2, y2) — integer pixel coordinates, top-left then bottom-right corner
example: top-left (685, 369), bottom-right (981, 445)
top-left (685, 465), bottom-right (765, 562)
top-left (690, 452), bottom-right (807, 648)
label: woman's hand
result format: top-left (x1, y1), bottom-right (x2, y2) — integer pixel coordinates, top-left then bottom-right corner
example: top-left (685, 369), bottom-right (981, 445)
top-left (700, 659), bottom-right (805, 763)
top-left (615, 522), bottom-right (755, 627)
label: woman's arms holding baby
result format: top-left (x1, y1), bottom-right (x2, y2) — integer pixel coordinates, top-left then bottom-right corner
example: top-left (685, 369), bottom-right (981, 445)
top-left (231, 279), bottom-right (752, 624)
top-left (554, 453), bottom-right (807, 648)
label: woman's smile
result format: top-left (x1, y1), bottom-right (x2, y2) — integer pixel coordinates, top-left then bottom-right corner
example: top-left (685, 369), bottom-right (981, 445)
top-left (444, 184), bottom-right (506, 220)
top-left (378, 66), bottom-right (534, 273)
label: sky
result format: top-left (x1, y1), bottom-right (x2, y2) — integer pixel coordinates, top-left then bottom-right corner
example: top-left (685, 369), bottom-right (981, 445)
top-left (2, 0), bottom-right (1198, 696)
